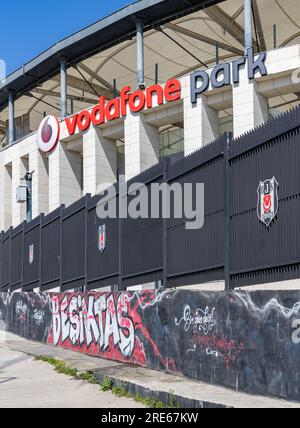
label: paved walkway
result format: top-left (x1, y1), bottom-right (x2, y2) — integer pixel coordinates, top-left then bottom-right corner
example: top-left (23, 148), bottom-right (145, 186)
top-left (0, 341), bottom-right (144, 408)
top-left (1, 332), bottom-right (300, 408)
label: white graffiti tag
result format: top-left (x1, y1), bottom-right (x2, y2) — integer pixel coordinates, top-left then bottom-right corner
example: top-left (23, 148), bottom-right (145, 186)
top-left (15, 301), bottom-right (27, 322)
top-left (33, 309), bottom-right (45, 326)
top-left (175, 305), bottom-right (216, 336)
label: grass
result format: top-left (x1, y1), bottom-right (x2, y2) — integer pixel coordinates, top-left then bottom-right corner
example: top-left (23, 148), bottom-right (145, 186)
top-left (35, 356), bottom-right (179, 408)
top-left (100, 378), bottom-right (178, 408)
top-left (101, 376), bottom-right (113, 391)
top-left (34, 356), bottom-right (95, 382)
top-left (78, 371), bottom-right (98, 384)
top-left (35, 356), bottom-right (78, 377)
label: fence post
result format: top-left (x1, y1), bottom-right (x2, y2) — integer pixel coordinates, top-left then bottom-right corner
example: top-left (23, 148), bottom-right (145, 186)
top-left (0, 231), bottom-right (2, 291)
top-left (21, 221), bottom-right (26, 291)
top-left (84, 194), bottom-right (91, 293)
top-left (118, 187), bottom-right (122, 292)
top-left (163, 157), bottom-right (169, 289)
top-left (224, 133), bottom-right (232, 291)
top-left (59, 205), bottom-right (65, 293)
top-left (39, 214), bottom-right (44, 292)
top-left (8, 227), bottom-right (13, 292)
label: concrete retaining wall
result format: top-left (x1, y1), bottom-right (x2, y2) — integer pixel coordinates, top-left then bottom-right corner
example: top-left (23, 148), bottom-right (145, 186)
top-left (1, 290), bottom-right (300, 401)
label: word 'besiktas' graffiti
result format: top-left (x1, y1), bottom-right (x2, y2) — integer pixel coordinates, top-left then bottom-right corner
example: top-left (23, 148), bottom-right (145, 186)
top-left (51, 294), bottom-right (135, 357)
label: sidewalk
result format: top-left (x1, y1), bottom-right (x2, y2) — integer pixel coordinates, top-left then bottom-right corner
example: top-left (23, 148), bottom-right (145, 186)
top-left (0, 346), bottom-right (145, 408)
top-left (1, 332), bottom-right (299, 409)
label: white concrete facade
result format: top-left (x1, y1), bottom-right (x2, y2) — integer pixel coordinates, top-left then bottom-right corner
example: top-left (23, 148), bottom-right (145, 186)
top-left (1, 45), bottom-right (300, 230)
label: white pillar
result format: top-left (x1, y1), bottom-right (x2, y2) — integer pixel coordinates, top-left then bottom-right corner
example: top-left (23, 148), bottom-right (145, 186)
top-left (233, 67), bottom-right (268, 138)
top-left (49, 142), bottom-right (82, 212)
top-left (183, 76), bottom-right (219, 156)
top-left (83, 127), bottom-right (117, 196)
top-left (244, 0), bottom-right (253, 55)
top-left (12, 158), bottom-right (28, 227)
top-left (124, 111), bottom-right (160, 182)
top-left (8, 91), bottom-right (15, 145)
top-left (136, 19), bottom-right (145, 89)
top-left (60, 57), bottom-right (67, 120)
top-left (29, 148), bottom-right (49, 218)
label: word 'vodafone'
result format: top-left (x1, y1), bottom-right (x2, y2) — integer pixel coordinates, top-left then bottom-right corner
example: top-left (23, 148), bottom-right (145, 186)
top-left (65, 79), bottom-right (181, 136)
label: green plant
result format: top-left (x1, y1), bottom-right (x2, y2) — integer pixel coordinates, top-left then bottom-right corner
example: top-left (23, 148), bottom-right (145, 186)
top-left (101, 377), bottom-right (113, 392)
top-left (112, 386), bottom-right (131, 398)
top-left (168, 389), bottom-right (178, 408)
top-left (135, 394), bottom-right (165, 408)
top-left (34, 356), bottom-right (175, 409)
top-left (111, 388), bottom-right (165, 408)
top-left (78, 371), bottom-right (98, 384)
top-left (34, 356), bottom-right (78, 377)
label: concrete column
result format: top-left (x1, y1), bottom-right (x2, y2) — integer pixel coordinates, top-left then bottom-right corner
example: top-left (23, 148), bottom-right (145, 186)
top-left (183, 76), bottom-right (219, 155)
top-left (12, 157), bottom-right (28, 227)
top-left (8, 91), bottom-right (15, 145)
top-left (29, 148), bottom-right (49, 218)
top-left (48, 142), bottom-right (82, 212)
top-left (83, 126), bottom-right (117, 196)
top-left (244, 0), bottom-right (253, 55)
top-left (136, 19), bottom-right (145, 89)
top-left (60, 57), bottom-right (67, 120)
top-left (233, 66), bottom-right (268, 138)
top-left (124, 111), bottom-right (160, 182)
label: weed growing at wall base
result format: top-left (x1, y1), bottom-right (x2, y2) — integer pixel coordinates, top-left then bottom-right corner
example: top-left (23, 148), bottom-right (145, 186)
top-left (101, 377), bottom-right (113, 391)
top-left (101, 378), bottom-right (179, 408)
top-left (34, 356), bottom-right (178, 408)
top-left (34, 356), bottom-right (78, 377)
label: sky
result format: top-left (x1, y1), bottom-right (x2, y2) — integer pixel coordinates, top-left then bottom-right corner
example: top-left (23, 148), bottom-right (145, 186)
top-left (0, 0), bottom-right (132, 75)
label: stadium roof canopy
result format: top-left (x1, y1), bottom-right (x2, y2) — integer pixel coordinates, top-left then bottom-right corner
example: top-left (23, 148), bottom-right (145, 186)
top-left (1, 0), bottom-right (300, 140)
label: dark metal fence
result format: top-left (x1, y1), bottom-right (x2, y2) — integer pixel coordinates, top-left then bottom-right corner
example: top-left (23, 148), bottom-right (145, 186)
top-left (2, 106), bottom-right (300, 291)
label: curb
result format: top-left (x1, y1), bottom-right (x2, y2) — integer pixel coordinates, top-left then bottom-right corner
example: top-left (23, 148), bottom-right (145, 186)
top-left (93, 371), bottom-right (231, 409)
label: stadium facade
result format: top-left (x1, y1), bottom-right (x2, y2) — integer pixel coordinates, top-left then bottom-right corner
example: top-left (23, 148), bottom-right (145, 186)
top-left (0, 0), bottom-right (299, 241)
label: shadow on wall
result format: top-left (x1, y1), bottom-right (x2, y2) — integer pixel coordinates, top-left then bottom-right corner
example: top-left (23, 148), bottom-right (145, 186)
top-left (1, 289), bottom-right (300, 402)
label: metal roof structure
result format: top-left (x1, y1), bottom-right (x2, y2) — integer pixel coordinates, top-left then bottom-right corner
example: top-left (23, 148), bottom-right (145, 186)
top-left (1, 0), bottom-right (300, 141)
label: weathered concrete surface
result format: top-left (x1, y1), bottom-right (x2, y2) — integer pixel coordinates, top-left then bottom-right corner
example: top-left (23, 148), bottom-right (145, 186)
top-left (0, 340), bottom-right (144, 408)
top-left (1, 332), bottom-right (300, 409)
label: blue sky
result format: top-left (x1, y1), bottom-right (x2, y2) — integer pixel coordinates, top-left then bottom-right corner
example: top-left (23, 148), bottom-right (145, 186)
top-left (0, 0), bottom-right (131, 75)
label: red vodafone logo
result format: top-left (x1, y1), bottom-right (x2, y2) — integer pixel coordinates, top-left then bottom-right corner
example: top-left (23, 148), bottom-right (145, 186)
top-left (64, 79), bottom-right (182, 136)
top-left (37, 115), bottom-right (60, 153)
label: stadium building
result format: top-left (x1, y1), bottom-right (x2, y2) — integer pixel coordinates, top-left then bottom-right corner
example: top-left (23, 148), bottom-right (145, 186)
top-left (1, 0), bottom-right (300, 294)
top-left (3, 1), bottom-right (300, 402)
top-left (0, 0), bottom-right (299, 230)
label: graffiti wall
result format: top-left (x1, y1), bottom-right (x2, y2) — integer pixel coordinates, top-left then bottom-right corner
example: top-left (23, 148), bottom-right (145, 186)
top-left (1, 290), bottom-right (300, 401)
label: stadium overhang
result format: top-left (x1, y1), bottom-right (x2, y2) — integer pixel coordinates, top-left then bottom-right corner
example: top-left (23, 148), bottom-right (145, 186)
top-left (0, 0), bottom-right (221, 109)
top-left (1, 0), bottom-right (300, 144)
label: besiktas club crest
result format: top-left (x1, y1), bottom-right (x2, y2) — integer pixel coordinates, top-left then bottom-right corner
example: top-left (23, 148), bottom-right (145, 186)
top-left (98, 225), bottom-right (107, 254)
top-left (257, 177), bottom-right (279, 227)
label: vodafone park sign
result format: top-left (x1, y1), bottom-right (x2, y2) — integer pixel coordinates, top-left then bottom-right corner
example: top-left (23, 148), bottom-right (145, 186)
top-left (37, 79), bottom-right (181, 153)
top-left (37, 50), bottom-right (268, 153)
